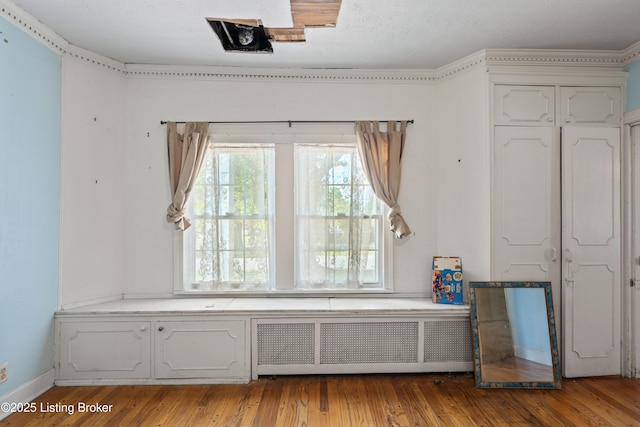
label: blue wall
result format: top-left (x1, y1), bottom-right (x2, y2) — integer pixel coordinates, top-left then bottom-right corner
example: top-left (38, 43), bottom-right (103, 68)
top-left (506, 288), bottom-right (551, 365)
top-left (625, 60), bottom-right (640, 112)
top-left (0, 17), bottom-right (60, 397)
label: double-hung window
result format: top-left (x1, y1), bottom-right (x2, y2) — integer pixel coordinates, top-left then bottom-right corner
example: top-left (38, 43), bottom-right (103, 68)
top-left (296, 145), bottom-right (382, 289)
top-left (184, 145), bottom-right (275, 291)
top-left (177, 124), bottom-right (391, 293)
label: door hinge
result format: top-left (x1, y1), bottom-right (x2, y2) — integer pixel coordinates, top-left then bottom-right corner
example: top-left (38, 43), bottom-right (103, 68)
top-left (631, 278), bottom-right (636, 287)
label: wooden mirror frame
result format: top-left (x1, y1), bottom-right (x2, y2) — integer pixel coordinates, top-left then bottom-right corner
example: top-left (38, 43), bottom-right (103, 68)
top-left (469, 281), bottom-right (561, 389)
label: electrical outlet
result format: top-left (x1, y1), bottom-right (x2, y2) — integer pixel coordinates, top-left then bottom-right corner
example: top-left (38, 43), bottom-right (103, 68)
top-left (0, 362), bottom-right (7, 384)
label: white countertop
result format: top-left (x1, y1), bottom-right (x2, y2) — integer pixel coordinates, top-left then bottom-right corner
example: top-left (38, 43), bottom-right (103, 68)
top-left (57, 297), bottom-right (470, 316)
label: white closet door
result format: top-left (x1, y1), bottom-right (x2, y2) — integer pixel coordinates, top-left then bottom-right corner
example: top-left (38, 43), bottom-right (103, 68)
top-left (559, 87), bottom-right (622, 127)
top-left (494, 86), bottom-right (556, 126)
top-left (493, 126), bottom-right (561, 310)
top-left (562, 126), bottom-right (621, 377)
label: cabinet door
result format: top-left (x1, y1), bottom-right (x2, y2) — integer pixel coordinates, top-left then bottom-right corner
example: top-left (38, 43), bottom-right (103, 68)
top-left (155, 320), bottom-right (248, 380)
top-left (492, 126), bottom-right (561, 307)
top-left (494, 85), bottom-right (555, 126)
top-left (561, 126), bottom-right (621, 377)
top-left (58, 321), bottom-right (151, 380)
top-left (559, 87), bottom-right (621, 126)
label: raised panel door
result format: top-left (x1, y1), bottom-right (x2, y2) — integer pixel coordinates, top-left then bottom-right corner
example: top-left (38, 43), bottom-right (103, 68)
top-left (58, 321), bottom-right (151, 380)
top-left (494, 85), bottom-right (556, 126)
top-left (492, 126), bottom-right (561, 312)
top-left (155, 320), bottom-right (248, 380)
top-left (561, 126), bottom-right (621, 377)
top-left (559, 87), bottom-right (621, 126)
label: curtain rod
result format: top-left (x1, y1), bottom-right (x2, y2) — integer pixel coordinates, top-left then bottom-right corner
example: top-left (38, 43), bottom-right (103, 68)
top-left (160, 119), bottom-right (414, 127)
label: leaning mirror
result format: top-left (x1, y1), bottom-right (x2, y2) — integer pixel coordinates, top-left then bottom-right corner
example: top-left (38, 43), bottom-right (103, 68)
top-left (469, 281), bottom-right (561, 388)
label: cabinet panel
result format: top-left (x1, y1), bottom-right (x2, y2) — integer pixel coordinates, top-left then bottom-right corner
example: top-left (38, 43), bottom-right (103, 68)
top-left (59, 321), bottom-right (151, 380)
top-left (492, 126), bottom-right (561, 286)
top-left (494, 85), bottom-right (555, 126)
top-left (155, 320), bottom-right (248, 380)
top-left (559, 87), bottom-right (621, 126)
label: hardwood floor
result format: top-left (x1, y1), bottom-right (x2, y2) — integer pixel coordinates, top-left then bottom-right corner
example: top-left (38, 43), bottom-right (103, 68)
top-left (1, 373), bottom-right (639, 426)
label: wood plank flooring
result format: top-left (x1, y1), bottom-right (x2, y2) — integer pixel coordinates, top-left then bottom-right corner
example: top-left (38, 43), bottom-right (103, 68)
top-left (1, 373), bottom-right (639, 426)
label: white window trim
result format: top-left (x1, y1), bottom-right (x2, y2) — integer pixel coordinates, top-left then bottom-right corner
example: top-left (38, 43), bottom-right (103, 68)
top-left (173, 123), bottom-right (394, 296)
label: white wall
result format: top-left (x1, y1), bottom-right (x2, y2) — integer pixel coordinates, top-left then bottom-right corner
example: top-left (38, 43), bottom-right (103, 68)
top-left (435, 68), bottom-right (492, 288)
top-left (58, 63), bottom-right (491, 300)
top-left (59, 56), bottom-right (126, 308)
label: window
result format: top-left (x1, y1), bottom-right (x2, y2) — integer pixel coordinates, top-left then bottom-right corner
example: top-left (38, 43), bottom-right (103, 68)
top-left (185, 145), bottom-right (274, 291)
top-left (296, 145), bottom-right (382, 289)
top-left (177, 125), bottom-right (391, 293)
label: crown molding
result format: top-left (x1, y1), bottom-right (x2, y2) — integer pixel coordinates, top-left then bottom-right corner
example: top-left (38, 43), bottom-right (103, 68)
top-left (0, 0), bottom-right (68, 54)
top-left (50, 46), bottom-right (637, 83)
top-left (435, 50), bottom-right (487, 81)
top-left (485, 48), bottom-right (624, 70)
top-left (123, 64), bottom-right (439, 83)
top-left (621, 40), bottom-right (640, 67)
top-left (64, 45), bottom-right (127, 74)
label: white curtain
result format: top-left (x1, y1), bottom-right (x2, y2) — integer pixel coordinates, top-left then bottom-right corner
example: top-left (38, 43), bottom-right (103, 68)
top-left (296, 145), bottom-right (378, 288)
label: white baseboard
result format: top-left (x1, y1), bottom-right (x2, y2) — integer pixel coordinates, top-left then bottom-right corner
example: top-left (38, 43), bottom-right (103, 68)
top-left (0, 370), bottom-right (55, 421)
top-left (513, 345), bottom-right (552, 366)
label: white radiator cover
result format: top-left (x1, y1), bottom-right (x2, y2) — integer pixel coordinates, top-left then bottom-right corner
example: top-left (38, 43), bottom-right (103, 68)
top-left (252, 317), bottom-right (473, 378)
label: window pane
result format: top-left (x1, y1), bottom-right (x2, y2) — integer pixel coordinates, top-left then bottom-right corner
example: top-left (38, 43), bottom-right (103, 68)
top-left (188, 145), bottom-right (274, 290)
top-left (296, 145), bottom-right (383, 289)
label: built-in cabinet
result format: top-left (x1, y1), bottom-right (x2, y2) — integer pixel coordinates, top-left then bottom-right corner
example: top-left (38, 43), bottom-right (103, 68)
top-left (494, 85), bottom-right (621, 126)
top-left (54, 299), bottom-right (472, 385)
top-left (58, 321), bottom-right (152, 380)
top-left (56, 317), bottom-right (250, 384)
top-left (494, 85), bottom-right (557, 125)
top-left (155, 320), bottom-right (247, 379)
top-left (491, 80), bottom-right (624, 378)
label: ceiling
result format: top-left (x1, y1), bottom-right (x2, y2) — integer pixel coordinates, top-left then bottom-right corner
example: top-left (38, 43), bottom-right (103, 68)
top-left (10, 0), bottom-right (640, 69)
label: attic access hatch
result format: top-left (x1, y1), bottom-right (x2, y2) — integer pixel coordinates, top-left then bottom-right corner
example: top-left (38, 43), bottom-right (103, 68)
top-left (208, 0), bottom-right (342, 53)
